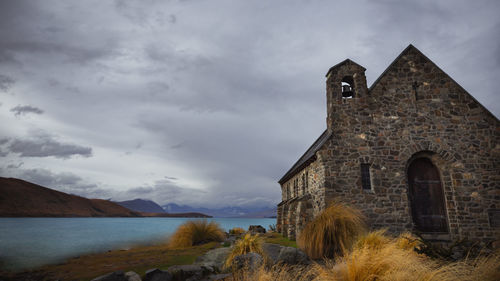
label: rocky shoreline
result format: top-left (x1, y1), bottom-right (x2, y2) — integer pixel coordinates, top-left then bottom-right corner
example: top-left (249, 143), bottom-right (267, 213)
top-left (91, 243), bottom-right (308, 281)
top-left (90, 226), bottom-right (308, 281)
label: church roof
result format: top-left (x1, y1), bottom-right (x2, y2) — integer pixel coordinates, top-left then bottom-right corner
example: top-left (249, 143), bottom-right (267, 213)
top-left (278, 130), bottom-right (330, 184)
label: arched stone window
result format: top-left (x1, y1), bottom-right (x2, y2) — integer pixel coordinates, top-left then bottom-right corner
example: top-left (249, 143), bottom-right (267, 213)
top-left (301, 174), bottom-right (305, 195)
top-left (341, 76), bottom-right (355, 98)
top-left (292, 179), bottom-right (296, 197)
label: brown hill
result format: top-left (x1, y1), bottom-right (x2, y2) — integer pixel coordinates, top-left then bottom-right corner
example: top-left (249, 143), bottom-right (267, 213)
top-left (0, 177), bottom-right (141, 217)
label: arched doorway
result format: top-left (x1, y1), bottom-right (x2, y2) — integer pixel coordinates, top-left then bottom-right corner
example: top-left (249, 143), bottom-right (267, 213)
top-left (407, 157), bottom-right (448, 233)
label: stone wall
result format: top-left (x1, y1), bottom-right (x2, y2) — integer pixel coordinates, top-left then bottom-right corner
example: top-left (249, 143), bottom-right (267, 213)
top-left (277, 156), bottom-right (325, 239)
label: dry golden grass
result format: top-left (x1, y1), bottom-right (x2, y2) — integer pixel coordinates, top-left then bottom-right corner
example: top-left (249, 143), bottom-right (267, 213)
top-left (229, 227), bottom-right (246, 235)
top-left (234, 231), bottom-right (499, 281)
top-left (297, 202), bottom-right (366, 259)
top-left (168, 220), bottom-right (225, 249)
top-left (394, 231), bottom-right (422, 251)
top-left (354, 229), bottom-right (392, 250)
top-left (319, 241), bottom-right (436, 281)
top-left (436, 251), bottom-right (500, 281)
top-left (224, 233), bottom-right (266, 269)
top-left (231, 264), bottom-right (317, 281)
top-left (314, 231), bottom-right (500, 281)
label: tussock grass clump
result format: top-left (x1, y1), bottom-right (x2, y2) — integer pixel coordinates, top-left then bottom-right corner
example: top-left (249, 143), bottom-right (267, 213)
top-left (225, 233), bottom-right (266, 269)
top-left (229, 227), bottom-right (246, 235)
top-left (168, 220), bottom-right (225, 249)
top-left (319, 239), bottom-right (436, 281)
top-left (297, 202), bottom-right (366, 259)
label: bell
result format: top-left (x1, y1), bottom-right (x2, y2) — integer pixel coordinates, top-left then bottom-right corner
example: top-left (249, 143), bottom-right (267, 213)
top-left (342, 84), bottom-right (353, 97)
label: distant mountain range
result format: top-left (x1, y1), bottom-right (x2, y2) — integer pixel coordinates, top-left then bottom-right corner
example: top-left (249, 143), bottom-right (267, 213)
top-left (162, 203), bottom-right (277, 218)
top-left (0, 177), bottom-right (210, 218)
top-left (116, 199), bottom-right (166, 213)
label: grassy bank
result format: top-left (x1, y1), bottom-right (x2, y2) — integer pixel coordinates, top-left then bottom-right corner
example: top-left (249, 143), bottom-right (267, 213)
top-left (3, 241), bottom-right (218, 281)
top-left (1, 230), bottom-right (293, 281)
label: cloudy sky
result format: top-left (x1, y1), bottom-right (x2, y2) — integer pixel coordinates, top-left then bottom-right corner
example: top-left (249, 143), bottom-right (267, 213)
top-left (0, 0), bottom-right (499, 208)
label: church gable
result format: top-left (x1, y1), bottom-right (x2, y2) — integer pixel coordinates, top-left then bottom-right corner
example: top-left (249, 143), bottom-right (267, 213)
top-left (369, 45), bottom-right (498, 126)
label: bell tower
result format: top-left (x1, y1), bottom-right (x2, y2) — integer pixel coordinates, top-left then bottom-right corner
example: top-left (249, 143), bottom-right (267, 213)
top-left (325, 59), bottom-right (368, 132)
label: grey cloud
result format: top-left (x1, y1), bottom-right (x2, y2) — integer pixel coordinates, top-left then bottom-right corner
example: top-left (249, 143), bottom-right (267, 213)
top-left (127, 186), bottom-right (155, 194)
top-left (10, 105), bottom-right (44, 116)
top-left (0, 2), bottom-right (118, 67)
top-left (0, 74), bottom-right (15, 91)
top-left (170, 142), bottom-right (184, 149)
top-left (169, 14), bottom-right (176, 24)
top-left (0, 41), bottom-right (113, 65)
top-left (7, 133), bottom-right (92, 159)
top-left (6, 162), bottom-right (23, 169)
top-left (114, 0), bottom-right (176, 28)
top-left (0, 138), bottom-right (9, 157)
top-left (117, 179), bottom-right (208, 206)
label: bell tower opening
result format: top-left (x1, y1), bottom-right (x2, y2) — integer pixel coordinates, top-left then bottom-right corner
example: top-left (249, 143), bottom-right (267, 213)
top-left (341, 76), bottom-right (355, 98)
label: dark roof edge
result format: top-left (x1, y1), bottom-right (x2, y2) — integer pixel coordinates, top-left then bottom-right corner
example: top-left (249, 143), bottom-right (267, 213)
top-left (368, 44), bottom-right (499, 122)
top-left (278, 155), bottom-right (317, 185)
top-left (278, 130), bottom-right (330, 184)
top-left (325, 59), bottom-right (366, 77)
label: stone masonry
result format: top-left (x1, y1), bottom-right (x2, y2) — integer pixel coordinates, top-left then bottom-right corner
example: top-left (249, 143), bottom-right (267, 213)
top-left (277, 45), bottom-right (499, 244)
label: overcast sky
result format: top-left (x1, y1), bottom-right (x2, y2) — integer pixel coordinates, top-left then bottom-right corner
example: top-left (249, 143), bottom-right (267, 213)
top-left (0, 0), bottom-right (499, 208)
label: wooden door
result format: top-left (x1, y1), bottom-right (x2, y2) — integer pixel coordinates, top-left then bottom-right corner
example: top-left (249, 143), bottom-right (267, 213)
top-left (408, 158), bottom-right (448, 233)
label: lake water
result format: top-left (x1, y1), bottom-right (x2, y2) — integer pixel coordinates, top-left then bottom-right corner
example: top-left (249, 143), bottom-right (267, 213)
top-left (0, 217), bottom-right (276, 271)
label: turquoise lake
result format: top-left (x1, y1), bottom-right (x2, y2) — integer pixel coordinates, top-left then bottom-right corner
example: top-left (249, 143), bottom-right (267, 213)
top-left (0, 217), bottom-right (276, 271)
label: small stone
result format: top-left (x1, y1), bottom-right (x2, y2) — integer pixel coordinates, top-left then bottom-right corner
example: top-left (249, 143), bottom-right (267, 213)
top-left (144, 268), bottom-right (172, 281)
top-left (262, 243), bottom-right (284, 264)
top-left (248, 225), bottom-right (266, 234)
top-left (91, 271), bottom-right (127, 281)
top-left (194, 247), bottom-right (231, 271)
top-left (124, 271), bottom-right (141, 281)
top-left (276, 247), bottom-right (310, 265)
top-left (231, 253), bottom-right (263, 271)
top-left (205, 273), bottom-right (232, 280)
top-left (167, 264), bottom-right (213, 281)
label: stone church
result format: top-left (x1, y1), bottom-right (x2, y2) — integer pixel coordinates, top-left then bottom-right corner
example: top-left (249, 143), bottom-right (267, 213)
top-left (277, 45), bottom-right (499, 244)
